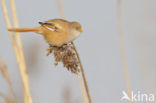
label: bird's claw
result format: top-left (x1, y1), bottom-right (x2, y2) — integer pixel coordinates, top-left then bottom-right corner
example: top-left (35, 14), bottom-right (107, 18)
top-left (46, 46), bottom-right (53, 56)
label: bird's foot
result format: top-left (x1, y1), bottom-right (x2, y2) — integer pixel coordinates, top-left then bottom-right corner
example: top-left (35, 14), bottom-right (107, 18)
top-left (46, 45), bottom-right (54, 56)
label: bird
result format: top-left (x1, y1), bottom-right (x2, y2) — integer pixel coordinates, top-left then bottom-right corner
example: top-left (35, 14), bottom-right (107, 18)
top-left (8, 19), bottom-right (83, 47)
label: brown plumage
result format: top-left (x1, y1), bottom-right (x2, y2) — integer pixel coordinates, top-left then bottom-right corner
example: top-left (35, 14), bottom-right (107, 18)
top-left (8, 19), bottom-right (83, 46)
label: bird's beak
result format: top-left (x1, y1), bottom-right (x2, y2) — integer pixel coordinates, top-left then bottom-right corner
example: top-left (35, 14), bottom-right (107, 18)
top-left (79, 29), bottom-right (83, 32)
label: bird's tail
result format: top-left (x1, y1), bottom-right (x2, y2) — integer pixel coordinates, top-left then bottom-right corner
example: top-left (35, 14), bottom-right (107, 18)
top-left (8, 27), bottom-right (41, 33)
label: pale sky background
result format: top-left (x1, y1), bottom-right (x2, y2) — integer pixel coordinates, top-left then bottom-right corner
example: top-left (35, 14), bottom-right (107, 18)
top-left (0, 0), bottom-right (156, 103)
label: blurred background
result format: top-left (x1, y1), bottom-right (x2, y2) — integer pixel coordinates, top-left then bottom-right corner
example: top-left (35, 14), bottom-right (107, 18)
top-left (0, 0), bottom-right (156, 103)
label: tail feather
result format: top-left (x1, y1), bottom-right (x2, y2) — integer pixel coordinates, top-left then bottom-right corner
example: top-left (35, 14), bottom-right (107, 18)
top-left (8, 27), bottom-right (40, 33)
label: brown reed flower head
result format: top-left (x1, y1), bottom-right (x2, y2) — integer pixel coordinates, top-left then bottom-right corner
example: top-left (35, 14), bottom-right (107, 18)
top-left (46, 43), bottom-right (80, 74)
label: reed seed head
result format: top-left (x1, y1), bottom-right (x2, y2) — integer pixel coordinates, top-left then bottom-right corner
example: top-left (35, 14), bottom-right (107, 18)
top-left (47, 43), bottom-right (80, 74)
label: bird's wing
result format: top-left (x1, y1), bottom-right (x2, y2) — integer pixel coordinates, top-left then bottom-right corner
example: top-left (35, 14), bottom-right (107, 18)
top-left (39, 22), bottom-right (58, 32)
top-left (39, 22), bottom-right (57, 29)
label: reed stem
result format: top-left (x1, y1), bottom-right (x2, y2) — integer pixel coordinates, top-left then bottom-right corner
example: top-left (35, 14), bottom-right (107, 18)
top-left (77, 74), bottom-right (88, 103)
top-left (0, 0), bottom-right (33, 103)
top-left (71, 42), bottom-right (92, 103)
top-left (9, 0), bottom-right (32, 102)
top-left (0, 58), bottom-right (17, 102)
top-left (56, 0), bottom-right (92, 103)
top-left (117, 0), bottom-right (133, 103)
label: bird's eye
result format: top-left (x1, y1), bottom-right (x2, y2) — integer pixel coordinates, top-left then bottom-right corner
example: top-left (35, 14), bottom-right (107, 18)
top-left (76, 27), bottom-right (79, 30)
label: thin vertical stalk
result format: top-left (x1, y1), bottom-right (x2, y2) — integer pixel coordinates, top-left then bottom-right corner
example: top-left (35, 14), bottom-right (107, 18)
top-left (56, 0), bottom-right (92, 103)
top-left (0, 0), bottom-right (33, 103)
top-left (9, 0), bottom-right (32, 103)
top-left (0, 58), bottom-right (17, 102)
top-left (117, 0), bottom-right (133, 103)
top-left (77, 74), bottom-right (88, 103)
top-left (71, 42), bottom-right (92, 103)
top-left (56, 0), bottom-right (65, 19)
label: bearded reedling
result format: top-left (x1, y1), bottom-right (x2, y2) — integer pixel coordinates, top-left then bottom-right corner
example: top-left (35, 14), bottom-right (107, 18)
top-left (8, 19), bottom-right (83, 46)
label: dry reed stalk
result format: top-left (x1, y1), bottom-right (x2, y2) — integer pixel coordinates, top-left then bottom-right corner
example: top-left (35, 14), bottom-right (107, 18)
top-left (77, 74), bottom-right (88, 103)
top-left (62, 87), bottom-right (70, 103)
top-left (71, 42), bottom-right (92, 103)
top-left (0, 0), bottom-right (33, 103)
top-left (0, 58), bottom-right (17, 102)
top-left (9, 0), bottom-right (32, 103)
top-left (117, 0), bottom-right (133, 103)
top-left (56, 0), bottom-right (65, 19)
top-left (56, 0), bottom-right (92, 103)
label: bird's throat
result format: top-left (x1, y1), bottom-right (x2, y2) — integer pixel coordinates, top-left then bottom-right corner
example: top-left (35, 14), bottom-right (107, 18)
top-left (69, 30), bottom-right (81, 42)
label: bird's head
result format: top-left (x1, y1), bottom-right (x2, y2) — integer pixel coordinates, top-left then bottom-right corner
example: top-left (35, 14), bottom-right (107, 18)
top-left (70, 22), bottom-right (83, 33)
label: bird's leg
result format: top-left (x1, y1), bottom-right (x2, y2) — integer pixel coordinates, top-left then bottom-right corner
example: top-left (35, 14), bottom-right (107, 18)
top-left (46, 45), bottom-right (55, 56)
top-left (58, 43), bottom-right (69, 50)
top-left (63, 43), bottom-right (68, 46)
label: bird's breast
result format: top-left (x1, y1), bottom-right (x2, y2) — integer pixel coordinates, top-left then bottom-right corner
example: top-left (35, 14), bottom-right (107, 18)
top-left (69, 30), bottom-right (81, 41)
